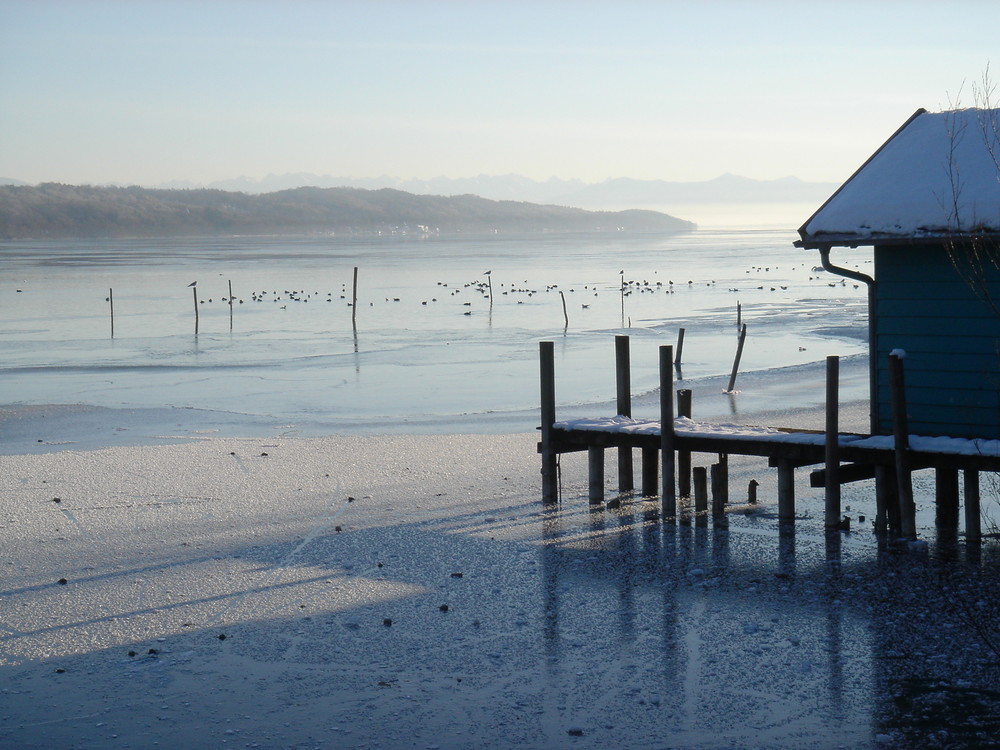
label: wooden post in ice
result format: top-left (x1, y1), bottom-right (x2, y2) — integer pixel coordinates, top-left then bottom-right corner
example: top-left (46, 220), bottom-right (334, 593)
top-left (559, 291), bottom-right (569, 328)
top-left (589, 447), bottom-right (605, 504)
top-left (108, 288), bottom-right (114, 339)
top-left (736, 301), bottom-right (742, 328)
top-left (352, 266), bottom-right (359, 329)
top-left (889, 351), bottom-right (916, 538)
top-left (192, 285), bottom-right (199, 335)
top-left (660, 345), bottom-right (676, 518)
top-left (711, 463), bottom-right (727, 525)
top-left (615, 335), bottom-right (634, 493)
top-left (228, 279), bottom-right (234, 331)
top-left (674, 328), bottom-right (685, 366)
top-left (964, 470), bottom-right (981, 543)
top-left (693, 466), bottom-right (708, 516)
top-left (726, 323), bottom-right (747, 393)
top-left (776, 459), bottom-right (796, 521)
top-left (676, 389), bottom-right (692, 497)
top-left (539, 341), bottom-right (558, 503)
top-left (824, 355), bottom-right (842, 530)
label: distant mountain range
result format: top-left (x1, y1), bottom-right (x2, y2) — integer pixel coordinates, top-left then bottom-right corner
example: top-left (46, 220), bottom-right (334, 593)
top-left (0, 183), bottom-right (696, 239)
top-left (147, 173), bottom-right (838, 208)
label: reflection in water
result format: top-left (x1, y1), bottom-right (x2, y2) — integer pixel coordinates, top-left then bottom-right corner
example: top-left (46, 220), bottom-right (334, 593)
top-left (531, 493), bottom-right (999, 747)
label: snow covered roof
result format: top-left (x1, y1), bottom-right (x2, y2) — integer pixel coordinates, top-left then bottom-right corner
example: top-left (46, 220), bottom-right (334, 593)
top-left (797, 108), bottom-right (1000, 248)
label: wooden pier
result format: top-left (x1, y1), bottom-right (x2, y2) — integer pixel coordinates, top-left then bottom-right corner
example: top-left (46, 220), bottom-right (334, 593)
top-left (539, 337), bottom-right (1000, 541)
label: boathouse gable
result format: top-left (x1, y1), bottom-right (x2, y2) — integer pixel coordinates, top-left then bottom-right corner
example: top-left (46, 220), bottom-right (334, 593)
top-left (797, 107), bottom-right (1000, 440)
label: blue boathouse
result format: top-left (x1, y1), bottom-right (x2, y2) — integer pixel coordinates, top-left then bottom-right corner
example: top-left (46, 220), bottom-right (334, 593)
top-left (796, 107), bottom-right (1000, 439)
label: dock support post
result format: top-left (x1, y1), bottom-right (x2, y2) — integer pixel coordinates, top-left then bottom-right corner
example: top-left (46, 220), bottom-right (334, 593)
top-left (889, 353), bottom-right (916, 538)
top-left (677, 389), bottom-right (692, 497)
top-left (660, 345), bottom-right (676, 519)
top-left (693, 466), bottom-right (708, 518)
top-left (825, 356), bottom-right (841, 530)
top-left (777, 459), bottom-right (795, 521)
top-left (935, 468), bottom-right (960, 538)
top-left (641, 448), bottom-right (658, 497)
top-left (539, 341), bottom-right (558, 503)
top-left (874, 466), bottom-right (891, 533)
top-left (589, 447), bottom-right (605, 504)
top-left (674, 328), bottom-right (685, 365)
top-left (964, 470), bottom-right (981, 543)
top-left (711, 463), bottom-right (727, 525)
top-left (615, 335), bottom-right (634, 493)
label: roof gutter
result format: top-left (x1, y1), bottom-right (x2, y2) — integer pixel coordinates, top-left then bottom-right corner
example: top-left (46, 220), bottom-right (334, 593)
top-left (818, 246), bottom-right (878, 434)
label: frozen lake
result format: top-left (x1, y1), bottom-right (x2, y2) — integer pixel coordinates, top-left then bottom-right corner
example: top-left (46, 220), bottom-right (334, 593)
top-left (0, 227), bottom-right (870, 434)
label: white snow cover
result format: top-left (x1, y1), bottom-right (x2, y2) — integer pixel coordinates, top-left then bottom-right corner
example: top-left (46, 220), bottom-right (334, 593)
top-left (555, 415), bottom-right (1000, 456)
top-left (555, 416), bottom-right (865, 446)
top-left (800, 108), bottom-right (1000, 242)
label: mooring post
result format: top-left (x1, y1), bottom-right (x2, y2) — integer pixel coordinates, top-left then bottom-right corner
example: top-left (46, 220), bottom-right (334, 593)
top-left (589, 447), bottom-right (605, 504)
top-left (539, 341), bottom-right (558, 503)
top-left (726, 323), bottom-right (747, 393)
top-left (889, 352), bottom-right (916, 538)
top-left (693, 466), bottom-right (708, 516)
top-left (615, 335), bottom-right (634, 493)
top-left (874, 465), bottom-right (891, 533)
top-left (825, 355), bottom-right (841, 530)
top-left (935, 468), bottom-right (960, 539)
top-left (674, 328), bottom-right (685, 366)
top-left (710, 463), bottom-right (727, 525)
top-left (777, 459), bottom-right (795, 521)
top-left (228, 279), bottom-right (234, 331)
top-left (641, 447), bottom-right (658, 497)
top-left (108, 287), bottom-right (114, 339)
top-left (736, 300), bottom-right (742, 328)
top-left (677, 389), bottom-right (692, 497)
top-left (560, 290), bottom-right (569, 328)
top-left (964, 470), bottom-right (981, 543)
top-left (192, 285), bottom-right (199, 335)
top-left (352, 266), bottom-right (359, 329)
top-left (660, 345), bottom-right (676, 519)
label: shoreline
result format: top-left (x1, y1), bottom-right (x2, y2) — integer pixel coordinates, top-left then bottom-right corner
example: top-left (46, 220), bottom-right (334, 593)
top-left (0, 355), bottom-right (871, 455)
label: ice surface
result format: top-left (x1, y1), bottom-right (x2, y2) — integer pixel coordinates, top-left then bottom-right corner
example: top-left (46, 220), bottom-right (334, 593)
top-left (2, 422), bottom-right (1000, 748)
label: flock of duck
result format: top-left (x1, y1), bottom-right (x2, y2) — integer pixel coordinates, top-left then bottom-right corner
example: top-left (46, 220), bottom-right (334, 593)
top-left (185, 264), bottom-right (860, 316)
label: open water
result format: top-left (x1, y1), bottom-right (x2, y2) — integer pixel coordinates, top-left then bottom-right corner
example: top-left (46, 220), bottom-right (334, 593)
top-left (0, 226), bottom-right (871, 433)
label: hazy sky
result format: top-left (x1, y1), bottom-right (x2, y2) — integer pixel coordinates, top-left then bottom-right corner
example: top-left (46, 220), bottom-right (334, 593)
top-left (1, 0), bottom-right (997, 187)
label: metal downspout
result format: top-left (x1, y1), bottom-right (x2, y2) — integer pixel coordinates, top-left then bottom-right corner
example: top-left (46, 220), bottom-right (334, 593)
top-left (819, 247), bottom-right (878, 434)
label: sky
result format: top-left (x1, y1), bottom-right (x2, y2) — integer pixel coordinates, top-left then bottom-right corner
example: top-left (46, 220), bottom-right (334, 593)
top-left (1, 0), bottom-right (998, 188)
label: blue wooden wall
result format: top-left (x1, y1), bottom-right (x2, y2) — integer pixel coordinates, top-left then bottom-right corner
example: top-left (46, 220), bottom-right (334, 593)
top-left (875, 244), bottom-right (1000, 438)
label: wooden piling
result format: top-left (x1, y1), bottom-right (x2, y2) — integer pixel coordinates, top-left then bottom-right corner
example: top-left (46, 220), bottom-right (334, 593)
top-left (736, 301), bottom-right (742, 328)
top-left (539, 341), bottom-right (557, 503)
top-left (108, 287), bottom-right (114, 339)
top-left (726, 323), bottom-right (747, 393)
top-left (693, 466), bottom-right (708, 514)
top-left (641, 447), bottom-right (658, 497)
top-left (711, 463), bottom-right (727, 523)
top-left (660, 345), bottom-right (676, 518)
top-left (964, 470), bottom-right (981, 543)
top-left (824, 355), bottom-right (841, 530)
top-left (615, 335), bottom-right (634, 493)
top-left (193, 285), bottom-right (199, 335)
top-left (777, 459), bottom-right (795, 521)
top-left (228, 279), bottom-right (234, 331)
top-left (674, 328), bottom-right (685, 366)
top-left (677, 389), bottom-right (692, 497)
top-left (935, 468), bottom-right (960, 537)
top-left (560, 291), bottom-right (569, 328)
top-left (589, 446), bottom-right (605, 503)
top-left (889, 352), bottom-right (916, 538)
top-left (352, 267), bottom-right (359, 329)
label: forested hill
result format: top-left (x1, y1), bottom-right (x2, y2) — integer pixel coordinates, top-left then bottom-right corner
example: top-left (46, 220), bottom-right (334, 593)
top-left (0, 183), bottom-right (696, 239)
